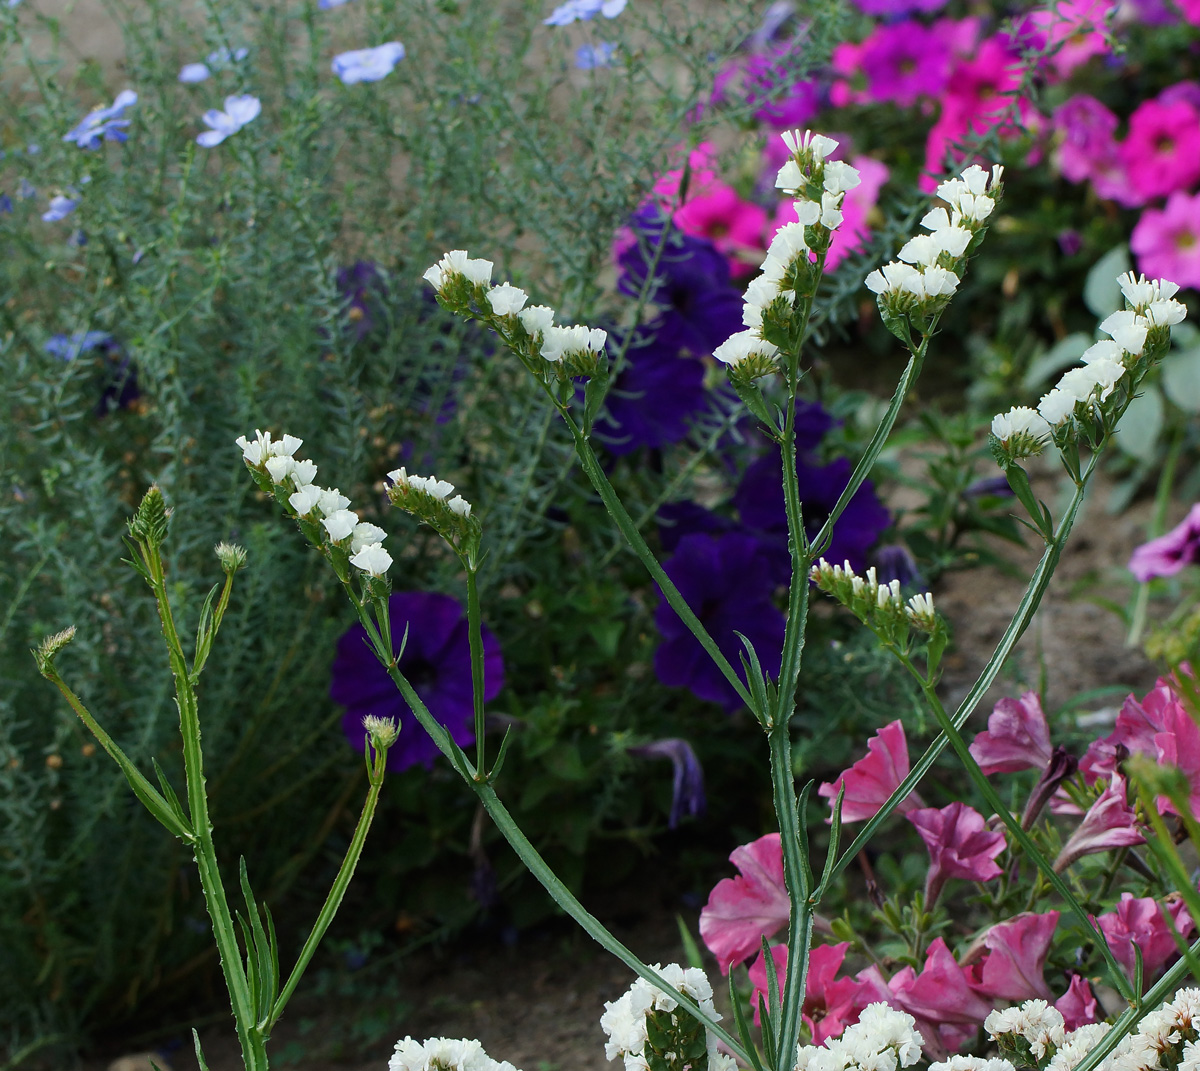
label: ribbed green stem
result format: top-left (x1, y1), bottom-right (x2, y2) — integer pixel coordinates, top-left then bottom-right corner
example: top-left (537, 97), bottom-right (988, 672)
top-left (466, 566), bottom-right (488, 778)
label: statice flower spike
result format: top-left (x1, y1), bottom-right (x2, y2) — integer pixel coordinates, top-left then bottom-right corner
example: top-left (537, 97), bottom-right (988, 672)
top-left (387, 466), bottom-right (480, 557)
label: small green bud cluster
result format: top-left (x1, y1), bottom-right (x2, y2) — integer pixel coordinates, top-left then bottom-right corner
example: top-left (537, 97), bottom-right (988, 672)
top-left (33, 625), bottom-right (77, 677)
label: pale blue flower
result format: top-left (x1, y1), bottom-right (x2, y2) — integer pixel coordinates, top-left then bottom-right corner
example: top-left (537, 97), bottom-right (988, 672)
top-left (18, 178), bottom-right (35, 199)
top-left (575, 41), bottom-right (616, 68)
top-left (543, 0), bottom-right (625, 26)
top-left (318, 0), bottom-right (354, 8)
top-left (207, 46), bottom-right (248, 66)
top-left (196, 94), bottom-right (261, 147)
top-left (46, 331), bottom-right (112, 360)
top-left (62, 90), bottom-right (137, 149)
top-left (42, 195), bottom-right (78, 222)
top-left (178, 62), bottom-right (211, 83)
top-left (331, 42), bottom-right (405, 85)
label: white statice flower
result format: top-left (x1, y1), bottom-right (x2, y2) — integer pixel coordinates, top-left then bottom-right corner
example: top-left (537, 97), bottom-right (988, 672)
top-left (518, 304), bottom-right (555, 337)
top-left (322, 509), bottom-right (359, 542)
top-left (236, 429), bottom-right (274, 465)
top-left (921, 207), bottom-right (953, 232)
top-left (350, 522), bottom-right (387, 554)
top-left (865, 262), bottom-right (920, 295)
top-left (931, 1059), bottom-right (1017, 1071)
top-left (317, 487), bottom-right (351, 515)
top-left (1038, 387), bottom-right (1078, 426)
top-left (992, 405), bottom-right (1052, 444)
top-left (486, 283), bottom-right (528, 316)
top-left (289, 484), bottom-right (321, 516)
top-left (447, 495), bottom-right (472, 517)
top-left (273, 434), bottom-right (302, 457)
top-left (409, 474), bottom-right (455, 500)
top-left (897, 234), bottom-right (942, 267)
top-left (742, 276), bottom-right (795, 328)
top-left (1047, 1023), bottom-right (1111, 1071)
top-left (781, 128), bottom-right (838, 164)
top-left (1118, 271), bottom-right (1180, 310)
top-left (1182, 1041), bottom-right (1200, 1071)
top-left (821, 190), bottom-right (845, 229)
top-left (350, 542), bottom-right (392, 577)
top-left (906, 591), bottom-right (936, 626)
top-left (540, 323), bottom-right (606, 363)
top-left (292, 458), bottom-right (318, 485)
top-left (1109, 320), bottom-right (1148, 356)
top-left (265, 454), bottom-right (295, 483)
top-left (808, 1003), bottom-right (923, 1071)
top-left (792, 198), bottom-right (821, 226)
top-left (1085, 357), bottom-right (1125, 400)
top-left (760, 253), bottom-right (790, 288)
top-left (903, 266), bottom-right (960, 299)
top-left (769, 221), bottom-right (811, 263)
top-left (600, 965), bottom-right (721, 1071)
top-left (776, 159), bottom-right (804, 191)
top-left (935, 225), bottom-right (972, 258)
top-left (388, 1036), bottom-right (522, 1071)
top-left (1172, 989), bottom-right (1200, 1032)
top-left (823, 159), bottom-right (861, 194)
top-left (985, 1000), bottom-right (1066, 1060)
top-left (936, 164), bottom-right (1002, 223)
top-left (1058, 365), bottom-right (1103, 403)
top-left (422, 249), bottom-right (493, 291)
top-left (1081, 339), bottom-right (1124, 364)
top-left (713, 328), bottom-right (780, 367)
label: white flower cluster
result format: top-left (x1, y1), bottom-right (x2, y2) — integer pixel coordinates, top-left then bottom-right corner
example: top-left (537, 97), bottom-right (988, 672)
top-left (389, 1037), bottom-right (521, 1071)
top-left (599, 964), bottom-right (733, 1071)
top-left (423, 250), bottom-right (494, 291)
top-left (992, 271), bottom-right (1188, 445)
top-left (795, 1002), bottom-right (925, 1071)
top-left (986, 1001), bottom-right (1067, 1062)
top-left (1047, 1024), bottom-right (1111, 1071)
top-left (1098, 989), bottom-right (1200, 1071)
top-left (809, 558), bottom-right (938, 633)
top-left (235, 430), bottom-right (392, 577)
top-left (866, 164), bottom-right (1002, 315)
top-left (930, 1058), bottom-right (1016, 1071)
top-left (388, 466), bottom-right (473, 520)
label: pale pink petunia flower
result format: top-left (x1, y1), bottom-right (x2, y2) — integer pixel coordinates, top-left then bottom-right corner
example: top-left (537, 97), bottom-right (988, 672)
top-left (1119, 98), bottom-right (1200, 204)
top-left (673, 184), bottom-right (768, 278)
top-left (826, 157), bottom-right (890, 270)
top-left (1130, 192), bottom-right (1200, 290)
top-left (1054, 774), bottom-right (1143, 872)
top-left (1026, 0), bottom-right (1115, 78)
top-left (1094, 893), bottom-right (1194, 985)
top-left (1055, 973), bottom-right (1100, 1031)
top-left (967, 911), bottom-right (1059, 1002)
top-left (818, 720), bottom-right (924, 823)
top-left (699, 832), bottom-right (788, 972)
top-left (909, 801), bottom-right (1006, 905)
top-left (652, 141), bottom-right (720, 205)
top-left (970, 690), bottom-right (1054, 775)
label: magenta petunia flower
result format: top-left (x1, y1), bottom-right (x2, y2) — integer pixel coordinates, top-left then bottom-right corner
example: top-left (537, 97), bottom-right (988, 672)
top-left (1053, 774), bottom-right (1144, 872)
top-left (1130, 192), bottom-right (1200, 289)
top-left (825, 156), bottom-right (890, 270)
top-left (818, 720), bottom-right (924, 823)
top-left (908, 801), bottom-right (1006, 905)
top-left (699, 833), bottom-right (788, 972)
top-left (1130, 504), bottom-right (1200, 581)
top-left (851, 0), bottom-right (949, 18)
top-left (1053, 94), bottom-right (1120, 183)
top-left (969, 690), bottom-right (1054, 774)
top-left (857, 21), bottom-right (952, 107)
top-left (652, 141), bottom-right (720, 207)
top-left (673, 183), bottom-right (768, 278)
top-left (1056, 973), bottom-right (1100, 1030)
top-left (889, 938), bottom-right (996, 1058)
top-left (968, 911), bottom-right (1059, 1002)
top-left (330, 590), bottom-right (504, 771)
top-left (1094, 893), bottom-right (1194, 985)
top-left (1025, 0), bottom-right (1114, 78)
top-left (1119, 98), bottom-right (1200, 204)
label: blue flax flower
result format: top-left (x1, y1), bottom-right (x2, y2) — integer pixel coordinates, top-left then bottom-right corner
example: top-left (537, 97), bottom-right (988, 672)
top-left (318, 0), bottom-right (354, 7)
top-left (331, 591), bottom-right (504, 772)
top-left (628, 738), bottom-right (706, 828)
top-left (45, 331), bottom-right (112, 361)
top-left (196, 94), bottom-right (261, 147)
top-left (544, 0), bottom-right (626, 24)
top-left (332, 42), bottom-right (406, 84)
top-left (178, 63), bottom-right (210, 83)
top-left (62, 90), bottom-right (137, 149)
top-left (575, 42), bottom-right (617, 68)
top-left (41, 195), bottom-right (78, 222)
top-left (654, 532), bottom-right (784, 711)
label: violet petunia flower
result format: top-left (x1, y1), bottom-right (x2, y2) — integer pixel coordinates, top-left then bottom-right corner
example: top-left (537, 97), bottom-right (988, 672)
top-left (1054, 774), bottom-right (1143, 872)
top-left (968, 911), bottom-right (1059, 1002)
top-left (0, 193), bottom-right (12, 215)
top-left (543, 0), bottom-right (625, 25)
top-left (627, 738), bottom-right (706, 828)
top-left (699, 832), bottom-right (788, 972)
top-left (872, 543), bottom-right (923, 589)
top-left (653, 532), bottom-right (784, 710)
top-left (1131, 194), bottom-right (1200, 291)
top-left (818, 720), bottom-right (924, 823)
top-left (332, 42), bottom-right (406, 85)
top-left (196, 94), bottom-right (261, 147)
top-left (908, 800), bottom-right (1005, 905)
top-left (41, 195), bottom-right (78, 222)
top-left (330, 590), bottom-right (504, 772)
top-left (62, 89), bottom-right (138, 149)
top-left (1094, 893), bottom-right (1194, 985)
top-left (851, 0), bottom-right (949, 16)
top-left (969, 690), bottom-right (1054, 775)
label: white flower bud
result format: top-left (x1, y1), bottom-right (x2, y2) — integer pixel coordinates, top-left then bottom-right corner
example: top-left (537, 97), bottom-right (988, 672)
top-left (350, 542), bottom-right (392, 577)
top-left (350, 522), bottom-right (388, 553)
top-left (518, 304), bottom-right (555, 337)
top-left (265, 455), bottom-right (295, 483)
top-left (317, 487), bottom-right (351, 515)
top-left (292, 458), bottom-right (318, 485)
top-left (289, 484), bottom-right (321, 515)
top-left (322, 509), bottom-right (359, 542)
top-left (486, 283), bottom-right (528, 316)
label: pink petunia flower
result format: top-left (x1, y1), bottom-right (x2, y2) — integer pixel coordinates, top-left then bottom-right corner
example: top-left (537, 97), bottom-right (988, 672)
top-left (673, 184), bottom-right (768, 278)
top-left (748, 942), bottom-right (882, 1041)
top-left (818, 720), bottom-right (924, 823)
top-left (1094, 893), bottom-right (1194, 985)
top-left (652, 142), bottom-right (721, 206)
top-left (909, 801), bottom-right (1006, 905)
top-left (1131, 192), bottom-right (1200, 290)
top-left (1056, 973), bottom-right (1100, 1031)
top-left (967, 911), bottom-right (1059, 1002)
top-left (970, 690), bottom-right (1054, 775)
top-left (1119, 98), bottom-right (1200, 204)
top-left (1054, 774), bottom-right (1144, 872)
top-left (699, 833), bottom-right (788, 972)
top-left (889, 938), bottom-right (996, 1057)
top-left (858, 21), bottom-right (953, 107)
top-left (825, 157), bottom-right (890, 270)
top-left (1025, 0), bottom-right (1115, 78)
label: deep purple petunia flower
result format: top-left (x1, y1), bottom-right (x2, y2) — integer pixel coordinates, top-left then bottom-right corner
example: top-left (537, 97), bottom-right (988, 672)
top-left (331, 591), bottom-right (504, 771)
top-left (735, 452), bottom-right (891, 584)
top-left (593, 329), bottom-right (710, 455)
top-left (657, 501), bottom-right (735, 553)
top-left (654, 532), bottom-right (785, 711)
top-left (628, 738), bottom-right (707, 827)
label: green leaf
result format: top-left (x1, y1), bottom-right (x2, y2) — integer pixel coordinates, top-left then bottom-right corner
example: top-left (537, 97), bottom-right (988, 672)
top-left (1114, 385), bottom-right (1164, 462)
top-left (1083, 245), bottom-right (1131, 319)
top-left (676, 915), bottom-right (704, 970)
top-left (1162, 348), bottom-right (1200, 413)
top-left (1022, 333), bottom-right (1092, 390)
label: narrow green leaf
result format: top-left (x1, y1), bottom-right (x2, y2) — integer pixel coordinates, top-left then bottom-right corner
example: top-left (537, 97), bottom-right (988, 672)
top-left (676, 915), bottom-right (704, 971)
top-left (729, 972), bottom-right (765, 1071)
